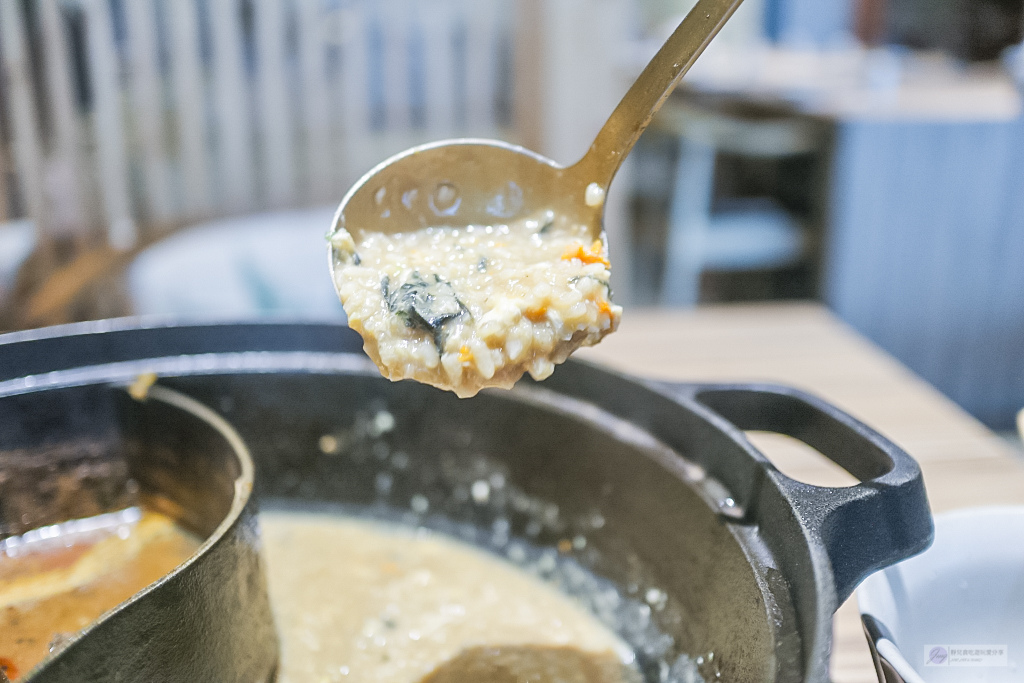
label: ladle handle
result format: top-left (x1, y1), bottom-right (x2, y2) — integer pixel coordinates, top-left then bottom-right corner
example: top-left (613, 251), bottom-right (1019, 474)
top-left (574, 0), bottom-right (744, 187)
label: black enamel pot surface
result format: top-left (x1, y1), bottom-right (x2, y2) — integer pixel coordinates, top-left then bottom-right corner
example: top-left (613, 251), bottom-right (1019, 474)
top-left (0, 320), bottom-right (933, 682)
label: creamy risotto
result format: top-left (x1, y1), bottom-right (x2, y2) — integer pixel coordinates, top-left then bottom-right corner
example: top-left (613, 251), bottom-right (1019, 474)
top-left (260, 512), bottom-right (639, 683)
top-left (330, 213), bottom-right (622, 397)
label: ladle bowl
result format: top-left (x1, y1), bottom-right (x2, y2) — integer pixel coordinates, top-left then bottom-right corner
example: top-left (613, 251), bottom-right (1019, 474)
top-left (329, 140), bottom-right (579, 244)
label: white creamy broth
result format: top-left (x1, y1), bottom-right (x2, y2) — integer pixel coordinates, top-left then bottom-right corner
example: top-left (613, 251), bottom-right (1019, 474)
top-left (260, 512), bottom-right (639, 683)
top-left (330, 214), bottom-right (622, 397)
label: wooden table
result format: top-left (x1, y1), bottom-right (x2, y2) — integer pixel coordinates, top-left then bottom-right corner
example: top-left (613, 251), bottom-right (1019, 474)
top-left (576, 302), bottom-right (1024, 682)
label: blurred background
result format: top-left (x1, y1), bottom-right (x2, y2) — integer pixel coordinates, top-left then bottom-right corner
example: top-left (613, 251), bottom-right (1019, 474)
top-left (0, 0), bottom-right (1021, 431)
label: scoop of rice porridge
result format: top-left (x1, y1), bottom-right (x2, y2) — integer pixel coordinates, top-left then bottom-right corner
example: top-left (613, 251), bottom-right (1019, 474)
top-left (330, 213), bottom-right (622, 397)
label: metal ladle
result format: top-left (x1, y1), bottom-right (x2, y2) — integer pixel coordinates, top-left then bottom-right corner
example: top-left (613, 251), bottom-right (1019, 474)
top-left (329, 0), bottom-right (744, 255)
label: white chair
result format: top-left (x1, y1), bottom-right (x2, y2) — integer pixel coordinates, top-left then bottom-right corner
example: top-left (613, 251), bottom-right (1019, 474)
top-left (656, 95), bottom-right (821, 306)
top-left (126, 207), bottom-right (344, 320)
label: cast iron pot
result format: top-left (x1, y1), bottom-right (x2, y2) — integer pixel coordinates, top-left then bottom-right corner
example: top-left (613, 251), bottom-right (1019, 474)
top-left (0, 319), bottom-right (933, 682)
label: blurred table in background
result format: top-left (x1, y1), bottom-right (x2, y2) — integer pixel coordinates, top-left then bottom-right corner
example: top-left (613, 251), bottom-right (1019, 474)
top-left (679, 44), bottom-right (1022, 121)
top-left (634, 42), bottom-right (1024, 430)
top-left (577, 302), bottom-right (1024, 683)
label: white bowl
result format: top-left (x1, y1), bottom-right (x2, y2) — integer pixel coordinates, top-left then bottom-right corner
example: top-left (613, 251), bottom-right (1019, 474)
top-left (858, 506), bottom-right (1024, 683)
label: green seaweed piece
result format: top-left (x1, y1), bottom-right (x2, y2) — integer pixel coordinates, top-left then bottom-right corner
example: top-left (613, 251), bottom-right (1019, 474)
top-left (382, 272), bottom-right (470, 353)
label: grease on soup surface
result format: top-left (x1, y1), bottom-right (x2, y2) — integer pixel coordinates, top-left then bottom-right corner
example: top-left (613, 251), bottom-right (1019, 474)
top-left (330, 213), bottom-right (622, 397)
top-left (0, 509), bottom-right (200, 679)
top-left (260, 511), bottom-right (639, 683)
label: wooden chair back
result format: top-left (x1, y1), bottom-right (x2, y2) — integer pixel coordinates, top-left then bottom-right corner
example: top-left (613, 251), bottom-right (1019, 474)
top-left (0, 0), bottom-right (514, 248)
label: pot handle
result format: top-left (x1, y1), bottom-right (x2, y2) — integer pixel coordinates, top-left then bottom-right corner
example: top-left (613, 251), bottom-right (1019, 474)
top-left (691, 384), bottom-right (933, 604)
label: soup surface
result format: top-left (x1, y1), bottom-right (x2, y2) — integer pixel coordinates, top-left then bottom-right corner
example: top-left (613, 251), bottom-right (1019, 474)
top-left (260, 511), bottom-right (639, 683)
top-left (330, 214), bottom-right (622, 397)
top-left (0, 508), bottom-right (200, 680)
